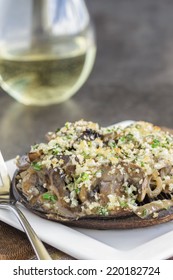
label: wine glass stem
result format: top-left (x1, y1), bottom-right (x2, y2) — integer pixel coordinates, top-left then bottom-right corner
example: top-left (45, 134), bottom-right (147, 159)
top-left (31, 0), bottom-right (49, 42)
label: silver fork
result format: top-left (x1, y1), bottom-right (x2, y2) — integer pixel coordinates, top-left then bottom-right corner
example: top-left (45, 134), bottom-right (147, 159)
top-left (0, 151), bottom-right (52, 260)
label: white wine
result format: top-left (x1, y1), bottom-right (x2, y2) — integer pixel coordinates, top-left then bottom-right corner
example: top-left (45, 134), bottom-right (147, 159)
top-left (0, 35), bottom-right (96, 105)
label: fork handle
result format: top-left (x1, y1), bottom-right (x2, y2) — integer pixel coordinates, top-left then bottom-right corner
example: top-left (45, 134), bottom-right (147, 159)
top-left (0, 203), bottom-right (52, 260)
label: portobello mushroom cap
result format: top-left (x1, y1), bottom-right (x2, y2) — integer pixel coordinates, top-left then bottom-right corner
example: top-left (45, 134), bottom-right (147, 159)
top-left (12, 122), bottom-right (173, 229)
top-left (12, 169), bottom-right (173, 229)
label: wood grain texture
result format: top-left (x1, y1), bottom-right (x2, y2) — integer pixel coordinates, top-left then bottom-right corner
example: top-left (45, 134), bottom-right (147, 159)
top-left (0, 221), bottom-right (73, 260)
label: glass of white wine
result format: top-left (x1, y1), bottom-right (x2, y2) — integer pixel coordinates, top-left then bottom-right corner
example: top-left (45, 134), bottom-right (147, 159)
top-left (0, 0), bottom-right (96, 106)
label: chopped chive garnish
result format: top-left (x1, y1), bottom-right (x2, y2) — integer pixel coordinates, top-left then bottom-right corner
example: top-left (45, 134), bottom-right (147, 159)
top-left (52, 148), bottom-right (60, 155)
top-left (98, 207), bottom-right (109, 216)
top-left (75, 187), bottom-right (80, 194)
top-left (151, 139), bottom-right (160, 148)
top-left (31, 144), bottom-right (39, 150)
top-left (31, 162), bottom-right (42, 171)
top-left (126, 133), bottom-right (133, 141)
top-left (119, 133), bottom-right (133, 143)
top-left (65, 122), bottom-right (70, 129)
top-left (42, 193), bottom-right (57, 202)
top-left (82, 152), bottom-right (90, 159)
top-left (76, 172), bottom-right (89, 184)
top-left (119, 136), bottom-right (126, 142)
top-left (108, 141), bottom-right (116, 148)
top-left (142, 208), bottom-right (148, 217)
top-left (81, 172), bottom-right (89, 181)
top-left (119, 201), bottom-right (128, 208)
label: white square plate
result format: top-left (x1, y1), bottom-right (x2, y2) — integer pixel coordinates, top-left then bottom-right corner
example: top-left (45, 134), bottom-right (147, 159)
top-left (1, 120), bottom-right (173, 259)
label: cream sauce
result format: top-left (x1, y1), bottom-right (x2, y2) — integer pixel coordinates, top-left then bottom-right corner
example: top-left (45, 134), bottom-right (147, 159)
top-left (133, 198), bottom-right (173, 218)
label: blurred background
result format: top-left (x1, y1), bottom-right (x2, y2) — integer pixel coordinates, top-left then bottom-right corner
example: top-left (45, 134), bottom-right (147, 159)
top-left (1, 0), bottom-right (173, 160)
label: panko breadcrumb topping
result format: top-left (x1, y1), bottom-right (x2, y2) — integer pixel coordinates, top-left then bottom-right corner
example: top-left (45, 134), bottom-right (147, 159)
top-left (16, 120), bottom-right (173, 219)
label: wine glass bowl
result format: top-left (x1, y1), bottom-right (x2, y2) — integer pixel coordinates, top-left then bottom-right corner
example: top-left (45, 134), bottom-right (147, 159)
top-left (0, 0), bottom-right (96, 106)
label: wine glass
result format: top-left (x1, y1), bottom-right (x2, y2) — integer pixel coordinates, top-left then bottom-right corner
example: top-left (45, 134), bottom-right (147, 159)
top-left (0, 0), bottom-right (96, 106)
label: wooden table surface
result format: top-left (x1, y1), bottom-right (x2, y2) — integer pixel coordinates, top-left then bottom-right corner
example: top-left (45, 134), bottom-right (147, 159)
top-left (0, 0), bottom-right (173, 260)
